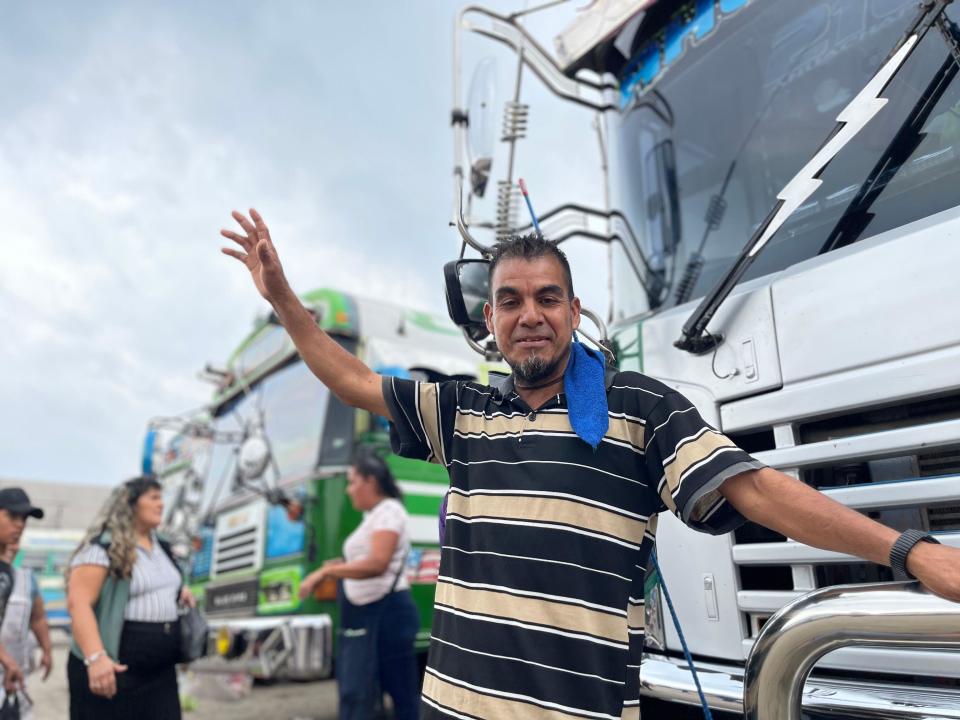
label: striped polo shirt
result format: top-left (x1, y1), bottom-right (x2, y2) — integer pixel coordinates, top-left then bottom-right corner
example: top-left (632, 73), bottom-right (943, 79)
top-left (384, 369), bottom-right (763, 720)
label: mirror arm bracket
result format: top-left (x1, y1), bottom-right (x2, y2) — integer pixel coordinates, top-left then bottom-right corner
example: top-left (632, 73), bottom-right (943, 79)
top-left (462, 328), bottom-right (502, 361)
top-left (454, 173), bottom-right (494, 255)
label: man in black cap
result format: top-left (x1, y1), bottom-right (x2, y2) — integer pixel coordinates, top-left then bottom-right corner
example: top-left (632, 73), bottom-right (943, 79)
top-left (0, 488), bottom-right (44, 694)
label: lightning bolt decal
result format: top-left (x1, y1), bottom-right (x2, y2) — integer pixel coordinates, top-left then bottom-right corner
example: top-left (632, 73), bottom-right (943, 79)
top-left (748, 34), bottom-right (919, 257)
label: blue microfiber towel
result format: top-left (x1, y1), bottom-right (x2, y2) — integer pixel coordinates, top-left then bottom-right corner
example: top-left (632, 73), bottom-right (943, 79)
top-left (564, 336), bottom-right (609, 449)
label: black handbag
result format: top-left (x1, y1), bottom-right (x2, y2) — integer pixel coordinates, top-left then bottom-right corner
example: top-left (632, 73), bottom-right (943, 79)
top-left (179, 605), bottom-right (209, 663)
top-left (0, 692), bottom-right (19, 720)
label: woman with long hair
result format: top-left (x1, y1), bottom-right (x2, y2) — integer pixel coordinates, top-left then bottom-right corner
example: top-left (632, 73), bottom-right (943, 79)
top-left (300, 452), bottom-right (420, 720)
top-left (66, 476), bottom-right (194, 720)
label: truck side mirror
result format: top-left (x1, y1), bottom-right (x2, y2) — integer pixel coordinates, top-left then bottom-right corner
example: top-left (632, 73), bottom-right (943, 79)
top-left (444, 259), bottom-right (490, 341)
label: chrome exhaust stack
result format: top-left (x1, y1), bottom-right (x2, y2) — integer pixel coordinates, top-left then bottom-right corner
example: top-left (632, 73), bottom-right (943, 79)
top-left (744, 581), bottom-right (960, 720)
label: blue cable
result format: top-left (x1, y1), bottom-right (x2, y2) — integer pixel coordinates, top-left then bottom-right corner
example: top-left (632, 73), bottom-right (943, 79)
top-left (651, 548), bottom-right (714, 720)
top-left (518, 178), bottom-right (543, 237)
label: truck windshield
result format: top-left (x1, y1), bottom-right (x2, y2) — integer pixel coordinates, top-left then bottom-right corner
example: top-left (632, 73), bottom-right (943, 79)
top-left (613, 0), bottom-right (960, 316)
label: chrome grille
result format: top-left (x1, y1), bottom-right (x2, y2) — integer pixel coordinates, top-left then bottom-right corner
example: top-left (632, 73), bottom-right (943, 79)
top-left (729, 399), bottom-right (960, 677)
top-left (211, 500), bottom-right (265, 578)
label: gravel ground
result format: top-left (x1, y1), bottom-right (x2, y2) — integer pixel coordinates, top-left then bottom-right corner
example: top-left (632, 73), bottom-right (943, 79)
top-left (29, 644), bottom-right (340, 720)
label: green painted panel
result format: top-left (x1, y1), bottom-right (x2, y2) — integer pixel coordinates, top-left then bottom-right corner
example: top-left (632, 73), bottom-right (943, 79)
top-left (408, 584), bottom-right (437, 651)
top-left (258, 565), bottom-right (303, 614)
top-left (404, 495), bottom-right (443, 516)
top-left (387, 454), bottom-right (449, 484)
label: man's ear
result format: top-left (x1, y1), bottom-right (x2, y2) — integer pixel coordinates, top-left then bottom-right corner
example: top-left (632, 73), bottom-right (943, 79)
top-left (483, 301), bottom-right (494, 336)
top-left (571, 296), bottom-right (581, 330)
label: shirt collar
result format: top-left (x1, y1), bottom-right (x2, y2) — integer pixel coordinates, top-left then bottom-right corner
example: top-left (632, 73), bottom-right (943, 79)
top-left (488, 364), bottom-right (617, 404)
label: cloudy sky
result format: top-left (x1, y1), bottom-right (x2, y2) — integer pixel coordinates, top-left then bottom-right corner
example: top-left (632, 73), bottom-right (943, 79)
top-left (1, 1), bottom-right (608, 486)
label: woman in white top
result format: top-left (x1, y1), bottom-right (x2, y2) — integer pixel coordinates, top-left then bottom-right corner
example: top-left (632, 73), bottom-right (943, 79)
top-left (66, 476), bottom-right (195, 720)
top-left (300, 453), bottom-right (420, 720)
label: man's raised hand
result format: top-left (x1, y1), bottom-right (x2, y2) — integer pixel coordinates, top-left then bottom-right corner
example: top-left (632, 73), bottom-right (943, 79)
top-left (221, 209), bottom-right (290, 302)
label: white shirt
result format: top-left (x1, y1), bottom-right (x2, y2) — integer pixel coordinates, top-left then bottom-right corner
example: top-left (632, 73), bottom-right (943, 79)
top-left (342, 498), bottom-right (410, 606)
top-left (71, 535), bottom-right (182, 622)
top-left (0, 565), bottom-right (35, 670)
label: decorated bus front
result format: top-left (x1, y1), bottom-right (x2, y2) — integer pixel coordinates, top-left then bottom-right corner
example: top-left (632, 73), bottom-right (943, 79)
top-left (149, 289), bottom-right (479, 679)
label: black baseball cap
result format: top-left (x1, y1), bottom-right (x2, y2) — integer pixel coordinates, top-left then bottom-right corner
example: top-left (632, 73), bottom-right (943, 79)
top-left (0, 488), bottom-right (44, 519)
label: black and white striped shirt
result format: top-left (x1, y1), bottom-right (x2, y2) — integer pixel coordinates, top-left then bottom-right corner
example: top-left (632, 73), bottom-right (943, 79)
top-left (71, 535), bottom-right (182, 622)
top-left (384, 370), bottom-right (763, 720)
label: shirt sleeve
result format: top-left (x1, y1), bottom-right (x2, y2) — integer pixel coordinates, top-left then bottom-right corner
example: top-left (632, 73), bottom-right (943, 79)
top-left (70, 543), bottom-right (110, 568)
top-left (29, 572), bottom-right (39, 602)
top-left (370, 499), bottom-right (407, 535)
top-left (381, 376), bottom-right (461, 466)
top-left (644, 391), bottom-right (765, 535)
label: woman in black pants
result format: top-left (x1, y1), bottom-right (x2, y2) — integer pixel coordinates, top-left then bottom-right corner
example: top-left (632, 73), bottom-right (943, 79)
top-left (66, 476), bottom-right (194, 720)
top-left (300, 453), bottom-right (420, 720)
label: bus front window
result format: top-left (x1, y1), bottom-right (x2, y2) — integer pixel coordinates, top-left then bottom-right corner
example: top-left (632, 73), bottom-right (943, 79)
top-left (201, 360), bottom-right (330, 512)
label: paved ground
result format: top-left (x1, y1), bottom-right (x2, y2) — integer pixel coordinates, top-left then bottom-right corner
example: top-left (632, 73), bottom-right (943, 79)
top-left (30, 645), bottom-right (340, 720)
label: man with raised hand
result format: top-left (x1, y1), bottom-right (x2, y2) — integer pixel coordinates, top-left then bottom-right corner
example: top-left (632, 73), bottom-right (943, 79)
top-left (221, 209), bottom-right (960, 720)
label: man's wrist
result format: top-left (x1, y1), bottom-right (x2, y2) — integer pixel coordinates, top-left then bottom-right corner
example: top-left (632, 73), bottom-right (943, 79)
top-left (905, 538), bottom-right (940, 579)
top-left (269, 284), bottom-right (301, 314)
top-left (890, 529), bottom-right (940, 580)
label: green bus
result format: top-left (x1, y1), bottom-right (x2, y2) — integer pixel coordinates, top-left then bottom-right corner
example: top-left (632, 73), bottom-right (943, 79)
top-left (147, 289), bottom-right (486, 679)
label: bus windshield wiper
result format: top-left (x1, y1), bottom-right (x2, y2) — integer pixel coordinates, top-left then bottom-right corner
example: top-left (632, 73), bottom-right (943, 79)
top-left (821, 18), bottom-right (960, 253)
top-left (675, 0), bottom-right (956, 355)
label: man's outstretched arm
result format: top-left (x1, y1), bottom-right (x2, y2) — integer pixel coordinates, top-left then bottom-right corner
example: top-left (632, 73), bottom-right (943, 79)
top-left (221, 209), bottom-right (389, 419)
top-left (720, 467), bottom-right (960, 602)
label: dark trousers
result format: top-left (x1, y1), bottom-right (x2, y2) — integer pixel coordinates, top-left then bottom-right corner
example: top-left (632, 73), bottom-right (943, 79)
top-left (68, 619), bottom-right (181, 720)
top-left (338, 585), bottom-right (420, 720)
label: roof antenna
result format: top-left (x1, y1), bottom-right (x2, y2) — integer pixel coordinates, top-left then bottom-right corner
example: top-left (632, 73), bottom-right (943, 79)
top-left (518, 178), bottom-right (542, 238)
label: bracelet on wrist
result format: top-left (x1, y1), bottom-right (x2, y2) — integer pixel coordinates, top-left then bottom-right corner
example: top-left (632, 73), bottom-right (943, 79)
top-left (83, 650), bottom-right (106, 667)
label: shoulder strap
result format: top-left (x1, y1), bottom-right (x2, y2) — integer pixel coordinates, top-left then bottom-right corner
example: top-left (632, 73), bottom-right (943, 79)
top-left (157, 537), bottom-right (186, 598)
top-left (388, 551), bottom-right (409, 594)
top-left (157, 537), bottom-right (176, 562)
top-left (94, 529), bottom-right (113, 549)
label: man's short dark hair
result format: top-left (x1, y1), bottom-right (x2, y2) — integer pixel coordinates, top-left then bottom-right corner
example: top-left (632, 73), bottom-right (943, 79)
top-left (488, 233), bottom-right (574, 300)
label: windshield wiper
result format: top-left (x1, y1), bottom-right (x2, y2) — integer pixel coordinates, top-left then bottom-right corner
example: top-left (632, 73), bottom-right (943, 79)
top-left (821, 18), bottom-right (960, 253)
top-left (673, 82), bottom-right (786, 306)
top-left (675, 0), bottom-right (955, 355)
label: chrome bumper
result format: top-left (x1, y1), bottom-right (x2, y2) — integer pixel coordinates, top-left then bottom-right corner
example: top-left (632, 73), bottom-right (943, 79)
top-left (191, 615), bottom-right (332, 680)
top-left (640, 655), bottom-right (960, 718)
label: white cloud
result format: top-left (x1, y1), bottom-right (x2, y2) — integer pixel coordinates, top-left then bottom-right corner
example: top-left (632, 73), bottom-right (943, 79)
top-left (0, 1), bottom-right (611, 486)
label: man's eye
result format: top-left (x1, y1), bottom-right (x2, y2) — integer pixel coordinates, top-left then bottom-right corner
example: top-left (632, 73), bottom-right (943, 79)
top-left (499, 299), bottom-right (518, 308)
top-left (541, 297), bottom-right (561, 305)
